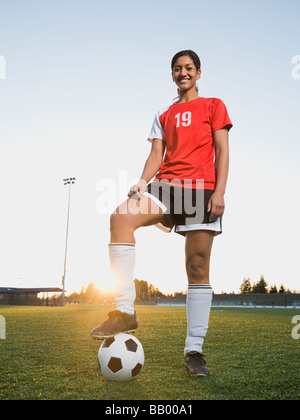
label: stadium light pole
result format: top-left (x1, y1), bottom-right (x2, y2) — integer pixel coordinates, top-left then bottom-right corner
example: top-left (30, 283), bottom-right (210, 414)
top-left (62, 177), bottom-right (76, 307)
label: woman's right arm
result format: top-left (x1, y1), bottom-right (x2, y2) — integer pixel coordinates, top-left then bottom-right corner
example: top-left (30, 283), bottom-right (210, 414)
top-left (128, 139), bottom-right (165, 198)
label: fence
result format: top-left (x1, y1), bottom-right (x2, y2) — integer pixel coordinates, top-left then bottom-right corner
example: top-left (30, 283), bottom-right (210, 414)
top-left (212, 293), bottom-right (300, 308)
top-left (147, 293), bottom-right (300, 308)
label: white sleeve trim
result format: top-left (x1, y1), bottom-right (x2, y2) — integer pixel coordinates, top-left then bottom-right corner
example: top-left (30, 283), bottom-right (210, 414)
top-left (147, 105), bottom-right (171, 142)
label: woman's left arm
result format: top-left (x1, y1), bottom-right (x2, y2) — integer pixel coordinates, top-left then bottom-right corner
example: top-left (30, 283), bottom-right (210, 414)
top-left (207, 128), bottom-right (230, 222)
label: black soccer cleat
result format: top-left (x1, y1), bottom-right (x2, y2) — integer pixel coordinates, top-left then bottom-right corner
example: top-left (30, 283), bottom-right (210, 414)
top-left (185, 351), bottom-right (210, 377)
top-left (90, 310), bottom-right (138, 340)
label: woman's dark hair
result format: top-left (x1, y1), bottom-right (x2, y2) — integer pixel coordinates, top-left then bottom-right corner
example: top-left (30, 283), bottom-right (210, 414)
top-left (171, 50), bottom-right (201, 71)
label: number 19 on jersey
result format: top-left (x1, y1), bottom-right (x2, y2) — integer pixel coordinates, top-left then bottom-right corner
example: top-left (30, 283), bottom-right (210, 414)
top-left (175, 111), bottom-right (192, 128)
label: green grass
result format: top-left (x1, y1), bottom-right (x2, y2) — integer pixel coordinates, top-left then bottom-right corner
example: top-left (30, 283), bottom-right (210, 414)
top-left (0, 305), bottom-right (299, 400)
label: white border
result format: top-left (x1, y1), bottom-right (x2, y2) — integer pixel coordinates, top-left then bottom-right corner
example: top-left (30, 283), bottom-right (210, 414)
top-left (175, 218), bottom-right (222, 236)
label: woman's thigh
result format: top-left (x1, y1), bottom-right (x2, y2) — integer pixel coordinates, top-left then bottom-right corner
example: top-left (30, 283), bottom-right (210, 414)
top-left (110, 195), bottom-right (170, 242)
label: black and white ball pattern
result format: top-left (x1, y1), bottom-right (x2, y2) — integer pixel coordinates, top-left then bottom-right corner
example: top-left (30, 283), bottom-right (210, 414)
top-left (98, 333), bottom-right (145, 382)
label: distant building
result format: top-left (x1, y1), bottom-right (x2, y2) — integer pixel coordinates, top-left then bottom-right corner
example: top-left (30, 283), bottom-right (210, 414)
top-left (0, 287), bottom-right (62, 306)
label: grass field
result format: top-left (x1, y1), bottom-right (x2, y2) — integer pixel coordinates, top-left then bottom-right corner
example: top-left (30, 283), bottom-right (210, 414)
top-left (0, 304), bottom-right (299, 400)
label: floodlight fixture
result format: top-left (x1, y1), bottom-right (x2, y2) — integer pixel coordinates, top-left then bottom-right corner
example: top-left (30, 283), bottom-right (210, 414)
top-left (61, 177), bottom-right (76, 306)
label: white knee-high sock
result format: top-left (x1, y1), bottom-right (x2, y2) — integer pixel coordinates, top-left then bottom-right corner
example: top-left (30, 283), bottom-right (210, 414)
top-left (108, 243), bottom-right (136, 315)
top-left (185, 284), bottom-right (213, 355)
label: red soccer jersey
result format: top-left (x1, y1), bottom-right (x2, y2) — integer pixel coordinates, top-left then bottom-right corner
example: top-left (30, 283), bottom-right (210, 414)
top-left (148, 97), bottom-right (233, 189)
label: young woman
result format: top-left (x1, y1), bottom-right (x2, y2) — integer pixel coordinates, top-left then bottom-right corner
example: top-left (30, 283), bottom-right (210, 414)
top-left (90, 50), bottom-right (233, 376)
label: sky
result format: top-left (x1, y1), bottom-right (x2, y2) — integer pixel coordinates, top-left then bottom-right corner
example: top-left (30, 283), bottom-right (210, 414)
top-left (0, 0), bottom-right (299, 295)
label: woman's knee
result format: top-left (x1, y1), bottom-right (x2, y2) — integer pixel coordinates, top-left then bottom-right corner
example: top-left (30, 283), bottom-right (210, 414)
top-left (110, 212), bottom-right (132, 234)
top-left (186, 253), bottom-right (210, 284)
top-left (187, 254), bottom-right (206, 275)
top-left (109, 211), bottom-right (138, 243)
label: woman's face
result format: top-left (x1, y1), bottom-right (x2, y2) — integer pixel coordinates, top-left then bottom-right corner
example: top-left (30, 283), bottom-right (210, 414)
top-left (172, 55), bottom-right (201, 92)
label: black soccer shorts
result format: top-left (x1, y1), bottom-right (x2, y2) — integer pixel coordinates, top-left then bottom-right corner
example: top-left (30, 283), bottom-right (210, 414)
top-left (144, 181), bottom-right (222, 236)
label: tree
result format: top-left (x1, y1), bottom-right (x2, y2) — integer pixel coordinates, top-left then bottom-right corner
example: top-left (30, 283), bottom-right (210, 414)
top-left (148, 283), bottom-right (162, 300)
top-left (252, 275), bottom-right (268, 293)
top-left (134, 279), bottom-right (166, 301)
top-left (269, 285), bottom-right (278, 294)
top-left (240, 278), bottom-right (252, 294)
top-left (134, 279), bottom-right (149, 301)
top-left (84, 282), bottom-right (97, 303)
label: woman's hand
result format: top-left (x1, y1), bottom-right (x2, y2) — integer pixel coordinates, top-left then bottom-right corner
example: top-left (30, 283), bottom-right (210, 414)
top-left (207, 191), bottom-right (225, 222)
top-left (127, 179), bottom-right (147, 199)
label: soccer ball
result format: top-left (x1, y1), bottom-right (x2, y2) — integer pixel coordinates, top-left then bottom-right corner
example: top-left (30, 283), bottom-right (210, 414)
top-left (98, 333), bottom-right (145, 382)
